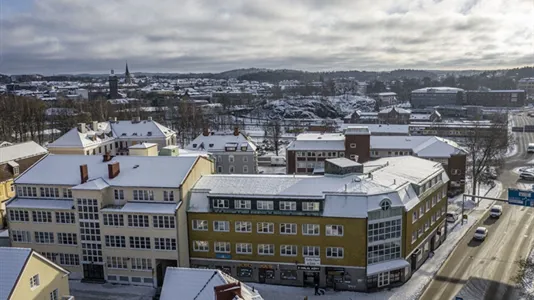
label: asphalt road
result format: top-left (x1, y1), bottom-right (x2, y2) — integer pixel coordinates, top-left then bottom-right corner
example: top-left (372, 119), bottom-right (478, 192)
top-left (420, 114), bottom-right (534, 300)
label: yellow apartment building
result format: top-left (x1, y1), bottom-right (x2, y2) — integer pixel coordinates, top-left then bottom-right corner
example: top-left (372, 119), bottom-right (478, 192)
top-left (6, 153), bottom-right (213, 287)
top-left (0, 141), bottom-right (48, 228)
top-left (187, 156), bottom-right (449, 292)
top-left (0, 247), bottom-right (72, 300)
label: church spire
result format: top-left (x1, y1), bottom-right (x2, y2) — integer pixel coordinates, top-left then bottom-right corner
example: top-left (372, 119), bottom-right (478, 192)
top-left (125, 61), bottom-right (132, 84)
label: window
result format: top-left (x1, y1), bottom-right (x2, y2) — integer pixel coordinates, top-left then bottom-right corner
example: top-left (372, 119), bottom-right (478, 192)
top-left (40, 187), bottom-right (60, 198)
top-left (192, 220), bottom-right (208, 231)
top-left (193, 241), bottom-right (209, 252)
top-left (367, 241), bottom-right (401, 264)
top-left (30, 274), bottom-right (40, 289)
top-left (302, 202), bottom-right (320, 211)
top-left (133, 190), bottom-right (154, 201)
top-left (12, 230), bottom-right (31, 243)
top-left (280, 245), bottom-right (298, 256)
top-left (257, 244), bottom-right (275, 255)
top-left (451, 169), bottom-right (460, 175)
top-left (350, 143), bottom-right (357, 148)
top-left (163, 191), bottom-right (175, 201)
top-left (279, 201), bottom-right (296, 211)
top-left (213, 199), bottom-right (229, 209)
top-left (234, 200), bottom-right (251, 209)
top-left (128, 215), bottom-right (149, 227)
top-left (114, 189), bottom-right (124, 200)
top-left (77, 198), bottom-right (99, 221)
top-left (132, 258), bottom-right (152, 270)
top-left (107, 256), bottom-right (128, 269)
top-left (17, 186), bottom-right (37, 197)
top-left (236, 243), bottom-right (253, 254)
top-left (280, 223), bottom-right (297, 235)
top-left (55, 212), bottom-right (75, 224)
top-left (257, 222), bottom-right (274, 234)
top-left (380, 199), bottom-right (391, 211)
top-left (418, 226), bottom-right (423, 237)
top-left (432, 195), bottom-right (437, 206)
top-left (217, 166), bottom-right (223, 173)
top-left (326, 247), bottom-right (344, 258)
top-left (59, 253), bottom-right (79, 265)
top-left (431, 214), bottom-right (436, 225)
top-left (412, 232), bottom-right (417, 244)
top-left (35, 232), bottom-right (54, 244)
top-left (426, 200), bottom-right (430, 212)
top-left (57, 233), bottom-right (77, 245)
top-left (367, 219), bottom-right (402, 244)
top-left (32, 211), bottom-right (52, 223)
top-left (229, 155), bottom-right (235, 163)
top-left (62, 188), bottom-right (73, 199)
top-left (154, 238), bottom-right (177, 250)
top-left (153, 215), bottom-right (175, 229)
top-left (424, 220), bottom-right (430, 232)
top-left (412, 211), bottom-right (418, 223)
top-left (303, 246), bottom-right (320, 257)
top-left (229, 166), bottom-right (235, 173)
top-left (243, 165), bottom-right (249, 173)
top-left (214, 242), bottom-right (231, 253)
top-left (50, 288), bottom-right (59, 300)
top-left (129, 236), bottom-right (151, 249)
top-left (441, 206), bottom-right (446, 216)
top-left (326, 225), bottom-right (344, 236)
top-left (105, 235), bottom-right (126, 248)
top-left (9, 210), bottom-right (29, 222)
top-left (257, 201), bottom-right (273, 210)
top-left (213, 221), bottom-right (230, 232)
top-left (235, 221), bottom-right (252, 233)
top-left (419, 206), bottom-right (424, 217)
top-left (302, 224), bottom-right (320, 236)
top-left (103, 214), bottom-right (123, 226)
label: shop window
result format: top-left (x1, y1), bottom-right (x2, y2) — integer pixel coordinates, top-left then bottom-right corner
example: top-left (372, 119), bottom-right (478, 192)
top-left (280, 270), bottom-right (297, 281)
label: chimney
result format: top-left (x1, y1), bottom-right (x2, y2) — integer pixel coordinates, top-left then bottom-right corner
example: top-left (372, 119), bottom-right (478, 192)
top-left (80, 164), bottom-right (88, 184)
top-left (214, 282), bottom-right (242, 300)
top-left (108, 162), bottom-right (120, 179)
top-left (92, 121), bottom-right (98, 131)
top-left (147, 116), bottom-right (152, 121)
top-left (77, 123), bottom-right (86, 133)
top-left (203, 127), bottom-right (209, 136)
top-left (114, 117), bottom-right (117, 122)
top-left (103, 152), bottom-right (112, 162)
top-left (233, 127), bottom-right (239, 136)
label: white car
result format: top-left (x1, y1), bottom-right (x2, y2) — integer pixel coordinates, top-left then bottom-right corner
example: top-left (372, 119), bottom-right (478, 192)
top-left (520, 171), bottom-right (534, 181)
top-left (490, 205), bottom-right (503, 218)
top-left (473, 227), bottom-right (488, 241)
top-left (446, 212), bottom-right (459, 223)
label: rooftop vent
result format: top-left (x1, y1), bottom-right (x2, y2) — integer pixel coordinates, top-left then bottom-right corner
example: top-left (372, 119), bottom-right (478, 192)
top-left (133, 165), bottom-right (139, 169)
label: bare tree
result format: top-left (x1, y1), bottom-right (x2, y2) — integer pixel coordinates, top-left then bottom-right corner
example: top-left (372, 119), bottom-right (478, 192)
top-left (264, 120), bottom-right (282, 156)
top-left (464, 115), bottom-right (511, 198)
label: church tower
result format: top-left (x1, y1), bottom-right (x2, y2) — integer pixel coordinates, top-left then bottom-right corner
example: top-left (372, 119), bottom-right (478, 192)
top-left (125, 62), bottom-right (132, 84)
top-left (109, 69), bottom-right (119, 99)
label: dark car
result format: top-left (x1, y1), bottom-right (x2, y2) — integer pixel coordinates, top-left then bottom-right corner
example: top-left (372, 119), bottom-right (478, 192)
top-left (447, 189), bottom-right (462, 198)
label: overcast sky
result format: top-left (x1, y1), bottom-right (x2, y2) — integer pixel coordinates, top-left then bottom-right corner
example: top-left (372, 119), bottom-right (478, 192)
top-left (1, 0), bottom-right (533, 74)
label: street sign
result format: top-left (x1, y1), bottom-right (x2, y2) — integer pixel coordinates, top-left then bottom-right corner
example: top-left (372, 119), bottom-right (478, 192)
top-left (508, 188), bottom-right (534, 207)
top-left (455, 297), bottom-right (463, 300)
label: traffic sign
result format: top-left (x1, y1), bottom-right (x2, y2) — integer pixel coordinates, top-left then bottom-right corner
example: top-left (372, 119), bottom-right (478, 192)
top-left (455, 297), bottom-right (463, 300)
top-left (508, 188), bottom-right (534, 207)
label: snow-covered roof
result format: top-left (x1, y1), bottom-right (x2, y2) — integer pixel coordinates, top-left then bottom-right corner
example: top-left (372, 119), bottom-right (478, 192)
top-left (15, 155), bottom-right (199, 188)
top-left (378, 92), bottom-right (397, 96)
top-left (326, 158), bottom-right (361, 168)
top-left (111, 119), bottom-right (175, 138)
top-left (367, 259), bottom-right (410, 276)
top-left (72, 178), bottom-right (110, 190)
top-left (186, 132), bottom-right (257, 152)
top-left (0, 247), bottom-right (31, 300)
top-left (379, 107), bottom-right (410, 114)
top-left (160, 267), bottom-right (263, 300)
top-left (7, 198), bottom-right (73, 210)
top-left (101, 202), bottom-right (178, 214)
top-left (369, 156), bottom-right (445, 185)
top-left (340, 124), bottom-right (410, 135)
top-left (370, 136), bottom-right (466, 157)
top-left (129, 142), bottom-right (157, 149)
top-left (287, 133), bottom-right (345, 151)
top-left (0, 141), bottom-right (48, 164)
top-left (412, 87), bottom-right (464, 93)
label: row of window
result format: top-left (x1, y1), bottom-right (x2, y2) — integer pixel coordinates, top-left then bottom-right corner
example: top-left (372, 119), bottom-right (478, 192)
top-left (295, 151), bottom-right (344, 158)
top-left (13, 231), bottom-right (78, 245)
top-left (412, 188), bottom-right (446, 223)
top-left (212, 199), bottom-right (320, 211)
top-left (124, 189), bottom-right (175, 201)
top-left (111, 236), bottom-right (177, 251)
top-left (419, 174), bottom-right (444, 196)
top-left (216, 165), bottom-right (250, 174)
top-left (106, 257), bottom-right (153, 271)
top-left (192, 220), bottom-right (344, 236)
top-left (192, 241), bottom-right (345, 258)
top-left (16, 186), bottom-right (72, 199)
top-left (367, 219), bottom-right (402, 244)
top-left (412, 207), bottom-right (446, 244)
top-left (103, 214), bottom-right (175, 229)
top-left (40, 252), bottom-right (80, 266)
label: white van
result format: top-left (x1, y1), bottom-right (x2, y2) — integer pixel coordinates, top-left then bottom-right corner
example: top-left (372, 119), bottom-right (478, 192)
top-left (271, 156), bottom-right (286, 166)
top-left (490, 205), bottom-right (503, 218)
top-left (528, 143), bottom-right (534, 153)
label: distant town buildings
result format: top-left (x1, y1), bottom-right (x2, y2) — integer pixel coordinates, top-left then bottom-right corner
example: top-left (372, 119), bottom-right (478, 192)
top-left (411, 87), bottom-right (464, 108)
top-left (517, 78), bottom-right (534, 100)
top-left (464, 90), bottom-right (525, 107)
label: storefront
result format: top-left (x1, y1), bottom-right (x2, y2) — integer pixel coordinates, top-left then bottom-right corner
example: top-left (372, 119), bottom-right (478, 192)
top-left (297, 266), bottom-right (320, 286)
top-left (366, 259), bottom-right (410, 291)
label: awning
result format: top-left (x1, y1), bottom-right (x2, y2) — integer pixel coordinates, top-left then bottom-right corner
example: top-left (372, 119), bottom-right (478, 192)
top-left (367, 259), bottom-right (410, 276)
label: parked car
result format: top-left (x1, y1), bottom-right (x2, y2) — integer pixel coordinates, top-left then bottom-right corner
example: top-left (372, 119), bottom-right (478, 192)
top-left (490, 205), bottom-right (503, 218)
top-left (520, 171), bottom-right (534, 181)
top-left (446, 212), bottom-right (459, 223)
top-left (473, 227), bottom-right (488, 241)
top-left (447, 189), bottom-right (462, 198)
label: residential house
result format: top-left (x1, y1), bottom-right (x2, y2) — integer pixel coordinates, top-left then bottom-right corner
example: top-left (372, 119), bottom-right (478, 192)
top-left (187, 156), bottom-right (449, 292)
top-left (160, 267), bottom-right (263, 300)
top-left (186, 128), bottom-right (258, 174)
top-left (6, 154), bottom-right (213, 286)
top-left (0, 247), bottom-right (72, 300)
top-left (47, 117), bottom-right (176, 156)
top-left (377, 107), bottom-right (411, 124)
top-left (0, 141), bottom-right (48, 228)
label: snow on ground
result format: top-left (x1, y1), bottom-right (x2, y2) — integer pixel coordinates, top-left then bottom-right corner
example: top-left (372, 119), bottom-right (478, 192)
top-left (252, 217), bottom-right (478, 300)
top-left (448, 181), bottom-right (502, 214)
top-left (519, 248), bottom-right (534, 300)
top-left (70, 280), bottom-right (155, 300)
top-left (505, 144), bottom-right (519, 158)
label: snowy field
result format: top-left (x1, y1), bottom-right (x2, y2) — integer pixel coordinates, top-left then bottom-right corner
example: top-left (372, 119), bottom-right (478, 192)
top-left (448, 181), bottom-right (502, 214)
top-left (251, 217), bottom-right (478, 300)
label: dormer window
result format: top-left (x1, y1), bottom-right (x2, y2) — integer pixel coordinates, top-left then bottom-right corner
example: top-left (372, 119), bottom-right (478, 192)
top-left (380, 199), bottom-right (391, 211)
top-left (209, 143), bottom-right (214, 148)
top-left (192, 144), bottom-right (197, 148)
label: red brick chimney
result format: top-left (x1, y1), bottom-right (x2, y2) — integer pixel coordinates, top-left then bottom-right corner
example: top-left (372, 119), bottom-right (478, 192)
top-left (103, 152), bottom-right (112, 162)
top-left (214, 282), bottom-right (242, 300)
top-left (108, 162), bottom-right (120, 179)
top-left (233, 127), bottom-right (239, 136)
top-left (80, 164), bottom-right (89, 184)
top-left (203, 126), bottom-right (209, 136)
